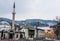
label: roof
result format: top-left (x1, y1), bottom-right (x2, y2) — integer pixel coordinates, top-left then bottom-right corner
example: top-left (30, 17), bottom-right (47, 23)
top-left (0, 31), bottom-right (8, 33)
top-left (37, 27), bottom-right (53, 30)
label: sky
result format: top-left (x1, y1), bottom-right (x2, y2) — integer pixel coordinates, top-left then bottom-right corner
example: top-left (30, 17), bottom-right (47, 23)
top-left (0, 0), bottom-right (60, 21)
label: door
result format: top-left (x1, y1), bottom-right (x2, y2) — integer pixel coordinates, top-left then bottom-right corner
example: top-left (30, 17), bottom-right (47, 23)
top-left (20, 34), bottom-right (23, 38)
top-left (9, 33), bottom-right (14, 39)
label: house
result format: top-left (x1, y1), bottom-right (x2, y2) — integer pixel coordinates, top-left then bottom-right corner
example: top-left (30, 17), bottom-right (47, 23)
top-left (37, 26), bottom-right (54, 39)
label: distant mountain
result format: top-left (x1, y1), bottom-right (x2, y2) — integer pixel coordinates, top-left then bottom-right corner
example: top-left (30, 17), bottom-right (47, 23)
top-left (0, 18), bottom-right (57, 27)
top-left (25, 19), bottom-right (57, 26)
top-left (0, 18), bottom-right (11, 23)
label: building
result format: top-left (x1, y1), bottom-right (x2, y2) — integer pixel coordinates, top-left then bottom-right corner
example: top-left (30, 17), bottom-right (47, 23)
top-left (51, 22), bottom-right (60, 39)
top-left (21, 24), bottom-right (50, 39)
top-left (0, 1), bottom-right (55, 40)
top-left (0, 2), bottom-right (25, 40)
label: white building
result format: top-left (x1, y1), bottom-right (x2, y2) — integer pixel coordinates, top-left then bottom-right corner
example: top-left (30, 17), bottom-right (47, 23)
top-left (0, 21), bottom-right (11, 31)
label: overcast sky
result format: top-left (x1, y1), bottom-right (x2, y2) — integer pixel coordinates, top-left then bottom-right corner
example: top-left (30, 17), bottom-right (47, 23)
top-left (0, 0), bottom-right (60, 20)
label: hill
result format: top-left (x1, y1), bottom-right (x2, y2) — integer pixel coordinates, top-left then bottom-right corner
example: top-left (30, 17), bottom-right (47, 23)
top-left (0, 18), bottom-right (57, 27)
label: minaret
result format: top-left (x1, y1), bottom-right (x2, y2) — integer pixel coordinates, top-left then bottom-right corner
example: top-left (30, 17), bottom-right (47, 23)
top-left (12, 2), bottom-right (16, 30)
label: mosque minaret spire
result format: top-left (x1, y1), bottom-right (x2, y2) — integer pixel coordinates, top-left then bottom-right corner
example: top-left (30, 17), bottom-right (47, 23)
top-left (12, 1), bottom-right (16, 30)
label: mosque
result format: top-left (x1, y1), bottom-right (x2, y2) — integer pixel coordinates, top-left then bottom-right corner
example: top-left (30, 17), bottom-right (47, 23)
top-left (0, 2), bottom-right (25, 40)
top-left (0, 1), bottom-right (55, 40)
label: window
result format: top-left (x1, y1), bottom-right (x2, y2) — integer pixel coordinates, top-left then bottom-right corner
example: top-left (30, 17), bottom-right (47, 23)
top-left (16, 34), bottom-right (18, 38)
top-left (28, 30), bottom-right (35, 38)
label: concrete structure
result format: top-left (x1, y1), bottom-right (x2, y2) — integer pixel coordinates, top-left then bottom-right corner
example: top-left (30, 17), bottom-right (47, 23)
top-left (12, 2), bottom-right (15, 30)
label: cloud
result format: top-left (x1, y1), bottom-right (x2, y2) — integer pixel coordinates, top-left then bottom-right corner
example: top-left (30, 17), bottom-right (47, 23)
top-left (0, 0), bottom-right (60, 20)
